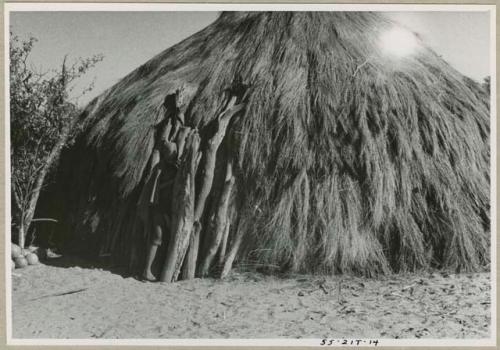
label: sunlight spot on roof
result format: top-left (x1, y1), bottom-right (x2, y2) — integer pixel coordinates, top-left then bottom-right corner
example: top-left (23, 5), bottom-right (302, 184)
top-left (380, 27), bottom-right (419, 58)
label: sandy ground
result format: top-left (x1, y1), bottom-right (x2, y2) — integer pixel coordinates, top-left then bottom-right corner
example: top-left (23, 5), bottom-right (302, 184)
top-left (11, 256), bottom-right (491, 339)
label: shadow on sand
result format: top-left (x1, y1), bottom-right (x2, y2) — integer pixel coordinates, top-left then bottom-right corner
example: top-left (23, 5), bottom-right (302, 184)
top-left (41, 253), bottom-right (133, 279)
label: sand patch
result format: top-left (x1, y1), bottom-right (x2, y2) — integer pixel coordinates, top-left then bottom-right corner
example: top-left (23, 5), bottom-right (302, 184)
top-left (11, 260), bottom-right (491, 339)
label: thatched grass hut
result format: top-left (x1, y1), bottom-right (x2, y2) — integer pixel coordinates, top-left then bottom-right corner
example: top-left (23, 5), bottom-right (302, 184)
top-left (41, 12), bottom-right (490, 281)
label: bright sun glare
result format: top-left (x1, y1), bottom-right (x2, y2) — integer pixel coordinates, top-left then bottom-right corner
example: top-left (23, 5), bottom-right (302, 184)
top-left (380, 27), bottom-right (419, 58)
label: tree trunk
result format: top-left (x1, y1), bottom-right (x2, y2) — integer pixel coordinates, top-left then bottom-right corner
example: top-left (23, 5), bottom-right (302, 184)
top-left (17, 131), bottom-right (69, 248)
top-left (17, 221), bottom-right (25, 249)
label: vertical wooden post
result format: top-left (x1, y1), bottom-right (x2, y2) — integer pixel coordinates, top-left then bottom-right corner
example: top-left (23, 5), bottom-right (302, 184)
top-left (160, 131), bottom-right (200, 282)
top-left (220, 225), bottom-right (244, 279)
top-left (199, 160), bottom-right (235, 276)
top-left (182, 222), bottom-right (201, 280)
top-left (218, 222), bottom-right (231, 266)
top-left (182, 98), bottom-right (244, 279)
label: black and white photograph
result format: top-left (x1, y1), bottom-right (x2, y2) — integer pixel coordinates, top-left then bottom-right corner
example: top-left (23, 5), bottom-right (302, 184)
top-left (4, 3), bottom-right (496, 346)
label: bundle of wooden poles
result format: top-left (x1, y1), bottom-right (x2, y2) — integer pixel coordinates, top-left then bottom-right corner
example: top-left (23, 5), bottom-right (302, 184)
top-left (135, 79), bottom-right (247, 282)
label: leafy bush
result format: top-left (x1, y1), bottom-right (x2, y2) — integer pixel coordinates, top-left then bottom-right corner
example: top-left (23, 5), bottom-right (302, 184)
top-left (10, 32), bottom-right (103, 247)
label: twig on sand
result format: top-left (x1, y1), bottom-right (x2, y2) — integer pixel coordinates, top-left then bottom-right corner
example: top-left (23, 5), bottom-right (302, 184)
top-left (314, 279), bottom-right (329, 295)
top-left (337, 278), bottom-right (344, 304)
top-left (319, 284), bottom-right (329, 295)
top-left (28, 288), bottom-right (88, 301)
top-left (401, 283), bottom-right (417, 291)
top-left (390, 291), bottom-right (415, 301)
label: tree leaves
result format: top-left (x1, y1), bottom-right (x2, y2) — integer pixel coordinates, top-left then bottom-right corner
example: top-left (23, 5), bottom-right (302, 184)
top-left (10, 31), bottom-right (103, 239)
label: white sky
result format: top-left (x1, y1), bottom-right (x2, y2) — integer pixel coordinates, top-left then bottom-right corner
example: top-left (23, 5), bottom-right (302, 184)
top-left (9, 11), bottom-right (491, 107)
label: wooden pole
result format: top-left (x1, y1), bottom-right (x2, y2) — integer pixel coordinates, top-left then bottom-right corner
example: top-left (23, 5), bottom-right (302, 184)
top-left (199, 160), bottom-right (235, 277)
top-left (159, 130), bottom-right (200, 282)
top-left (220, 224), bottom-right (244, 279)
top-left (182, 98), bottom-right (244, 279)
top-left (218, 222), bottom-right (231, 266)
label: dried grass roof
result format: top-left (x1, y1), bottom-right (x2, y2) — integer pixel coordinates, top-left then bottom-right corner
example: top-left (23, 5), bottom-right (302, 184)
top-left (50, 12), bottom-right (490, 275)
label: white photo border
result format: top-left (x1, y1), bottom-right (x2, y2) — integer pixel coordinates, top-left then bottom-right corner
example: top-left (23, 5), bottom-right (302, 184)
top-left (3, 3), bottom-right (497, 347)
